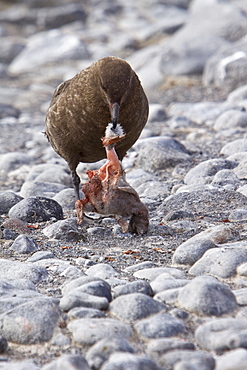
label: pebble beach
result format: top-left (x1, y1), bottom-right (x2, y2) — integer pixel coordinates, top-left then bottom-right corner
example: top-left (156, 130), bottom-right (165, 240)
top-left (1, 0), bottom-right (247, 369)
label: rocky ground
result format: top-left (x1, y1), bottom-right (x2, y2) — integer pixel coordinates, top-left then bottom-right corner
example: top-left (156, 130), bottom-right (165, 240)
top-left (1, 0), bottom-right (247, 369)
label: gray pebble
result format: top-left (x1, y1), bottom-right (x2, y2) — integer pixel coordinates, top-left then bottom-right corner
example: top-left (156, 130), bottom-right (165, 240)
top-left (159, 349), bottom-right (215, 370)
top-left (60, 290), bottom-right (109, 312)
top-left (215, 348), bottom-right (247, 370)
top-left (10, 234), bottom-right (38, 254)
top-left (0, 259), bottom-right (48, 284)
top-left (86, 263), bottom-right (118, 279)
top-left (0, 191), bottom-right (23, 213)
top-left (211, 169), bottom-right (241, 189)
top-left (221, 138), bottom-right (247, 156)
top-left (148, 103), bottom-right (167, 122)
top-left (195, 318), bottom-right (247, 351)
top-left (113, 280), bottom-right (153, 297)
top-left (177, 276), bottom-right (237, 316)
top-left (109, 293), bottom-right (166, 323)
top-left (0, 297), bottom-right (60, 344)
top-left (233, 288), bottom-right (247, 306)
top-left (135, 136), bottom-right (190, 172)
top-left (67, 307), bottom-right (105, 320)
top-left (9, 197), bottom-right (63, 222)
top-left (101, 352), bottom-right (160, 370)
top-left (0, 152), bottom-right (31, 173)
top-left (184, 158), bottom-right (236, 185)
top-left (154, 287), bottom-right (183, 305)
top-left (134, 313), bottom-right (185, 339)
top-left (51, 333), bottom-right (70, 346)
top-left (9, 29), bottom-right (90, 74)
top-left (133, 267), bottom-right (185, 281)
top-left (27, 250), bottom-right (55, 262)
top-left (2, 229), bottom-right (19, 240)
top-left (150, 277), bottom-right (189, 295)
top-left (53, 188), bottom-right (79, 210)
top-left (233, 160), bottom-right (247, 180)
top-left (189, 246), bottom-right (247, 279)
top-left (124, 261), bottom-right (157, 273)
top-left (20, 180), bottom-right (67, 198)
top-left (147, 338), bottom-right (195, 359)
top-left (68, 318), bottom-right (133, 345)
top-left (0, 360), bottom-right (39, 370)
top-left (43, 218), bottom-right (81, 241)
top-left (42, 354), bottom-right (90, 370)
top-left (214, 109), bottom-right (247, 131)
top-left (86, 336), bottom-right (136, 370)
top-left (172, 239), bottom-right (216, 266)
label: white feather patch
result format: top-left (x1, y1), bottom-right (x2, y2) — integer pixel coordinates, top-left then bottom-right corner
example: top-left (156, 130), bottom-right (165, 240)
top-left (105, 123), bottom-right (125, 138)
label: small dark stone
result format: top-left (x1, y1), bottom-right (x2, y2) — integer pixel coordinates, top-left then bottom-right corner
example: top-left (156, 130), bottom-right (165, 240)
top-left (0, 336), bottom-right (8, 353)
top-left (8, 197), bottom-right (63, 222)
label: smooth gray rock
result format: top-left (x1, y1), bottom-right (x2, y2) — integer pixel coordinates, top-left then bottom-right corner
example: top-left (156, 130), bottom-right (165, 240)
top-left (233, 288), bottom-right (247, 306)
top-left (168, 101), bottom-right (231, 125)
top-left (60, 290), bottom-right (109, 312)
top-left (20, 180), bottom-right (67, 198)
top-left (0, 297), bottom-right (60, 344)
top-left (159, 349), bottom-right (215, 370)
top-left (42, 354), bottom-right (90, 370)
top-left (215, 348), bottom-right (247, 370)
top-left (53, 188), bottom-right (79, 210)
top-left (0, 259), bottom-right (48, 283)
top-left (233, 161), bottom-right (247, 180)
top-left (9, 197), bottom-right (63, 222)
top-left (9, 28), bottom-right (90, 74)
top-left (63, 279), bottom-right (112, 301)
top-left (68, 318), bottom-right (133, 345)
top-left (0, 152), bottom-right (31, 172)
top-left (160, 0), bottom-right (247, 76)
top-left (177, 276), bottom-right (237, 316)
top-left (67, 307), bottom-right (105, 320)
top-left (154, 287), bottom-right (183, 305)
top-left (43, 218), bottom-right (81, 241)
top-left (172, 239), bottom-right (216, 266)
top-left (113, 280), bottom-right (153, 297)
top-left (101, 352), bottom-right (160, 370)
top-left (109, 293), bottom-right (166, 323)
top-left (135, 136), bottom-right (190, 172)
top-left (86, 336), bottom-right (136, 370)
top-left (133, 267), bottom-right (185, 281)
top-left (0, 360), bottom-right (39, 370)
top-left (227, 84), bottom-right (247, 104)
top-left (0, 191), bottom-right (23, 213)
top-left (10, 234), bottom-right (38, 254)
top-left (195, 318), bottom-right (247, 351)
top-left (211, 169), bottom-right (241, 190)
top-left (189, 247), bottom-right (247, 278)
top-left (147, 338), bottom-right (195, 359)
top-left (51, 333), bottom-right (70, 346)
top-left (27, 250), bottom-right (55, 262)
top-left (150, 277), bottom-right (189, 295)
top-left (214, 110), bottom-right (247, 131)
top-left (184, 158), bottom-right (236, 185)
top-left (86, 263), bottom-right (118, 279)
top-left (134, 313), bottom-right (185, 339)
top-left (124, 261), bottom-right (157, 273)
top-left (221, 138), bottom-right (247, 156)
top-left (203, 35), bottom-right (247, 92)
